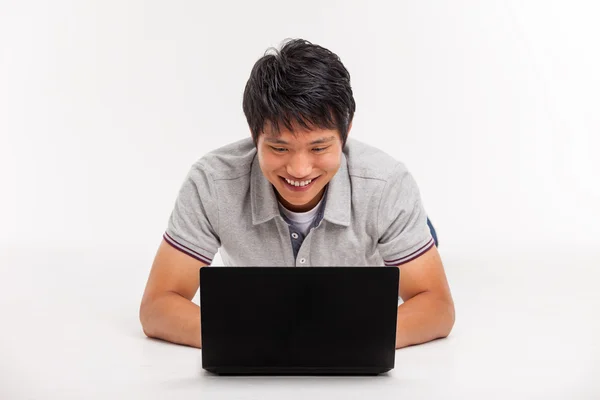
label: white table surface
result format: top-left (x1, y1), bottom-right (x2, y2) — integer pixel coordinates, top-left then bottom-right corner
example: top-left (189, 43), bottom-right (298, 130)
top-left (1, 245), bottom-right (599, 399)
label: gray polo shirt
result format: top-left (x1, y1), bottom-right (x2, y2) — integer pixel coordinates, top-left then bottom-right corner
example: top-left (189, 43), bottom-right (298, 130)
top-left (163, 137), bottom-right (434, 267)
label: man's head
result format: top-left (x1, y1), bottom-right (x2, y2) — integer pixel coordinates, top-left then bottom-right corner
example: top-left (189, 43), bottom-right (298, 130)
top-left (242, 39), bottom-right (356, 212)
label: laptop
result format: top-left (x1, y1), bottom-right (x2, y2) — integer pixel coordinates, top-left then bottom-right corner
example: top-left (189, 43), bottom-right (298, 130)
top-left (199, 266), bottom-right (399, 375)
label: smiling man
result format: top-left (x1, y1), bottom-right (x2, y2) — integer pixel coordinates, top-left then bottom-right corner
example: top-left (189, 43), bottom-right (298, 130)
top-left (260, 131), bottom-right (340, 213)
top-left (139, 39), bottom-right (455, 349)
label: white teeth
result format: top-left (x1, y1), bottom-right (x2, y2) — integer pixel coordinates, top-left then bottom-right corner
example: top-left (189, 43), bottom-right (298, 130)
top-left (285, 178), bottom-right (312, 187)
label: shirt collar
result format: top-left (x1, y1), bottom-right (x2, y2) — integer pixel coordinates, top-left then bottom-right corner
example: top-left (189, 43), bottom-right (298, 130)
top-left (321, 152), bottom-right (351, 226)
top-left (251, 152), bottom-right (351, 227)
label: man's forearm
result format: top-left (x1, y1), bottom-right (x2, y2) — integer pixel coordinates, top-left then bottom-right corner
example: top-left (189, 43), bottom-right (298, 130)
top-left (395, 290), bottom-right (455, 349)
top-left (140, 292), bottom-right (202, 348)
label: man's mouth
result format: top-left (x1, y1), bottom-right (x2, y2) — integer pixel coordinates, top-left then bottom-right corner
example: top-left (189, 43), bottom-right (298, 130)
top-left (280, 176), bottom-right (319, 190)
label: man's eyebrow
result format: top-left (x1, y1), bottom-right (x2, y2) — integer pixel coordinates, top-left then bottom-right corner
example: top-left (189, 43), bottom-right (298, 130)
top-left (264, 136), bottom-right (336, 145)
top-left (309, 136), bottom-right (336, 145)
top-left (264, 137), bottom-right (288, 144)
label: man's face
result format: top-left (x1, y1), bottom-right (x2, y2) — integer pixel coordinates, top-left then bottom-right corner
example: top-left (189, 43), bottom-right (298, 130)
top-left (257, 124), bottom-right (345, 213)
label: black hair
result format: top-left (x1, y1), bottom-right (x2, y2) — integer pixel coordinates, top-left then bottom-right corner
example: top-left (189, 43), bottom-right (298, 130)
top-left (242, 38), bottom-right (356, 146)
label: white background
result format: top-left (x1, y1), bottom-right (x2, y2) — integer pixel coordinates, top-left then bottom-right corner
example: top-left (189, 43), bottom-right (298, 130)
top-left (1, 1), bottom-right (599, 399)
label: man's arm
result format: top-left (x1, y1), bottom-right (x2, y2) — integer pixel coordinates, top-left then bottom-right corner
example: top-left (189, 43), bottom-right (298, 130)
top-left (394, 245), bottom-right (455, 349)
top-left (139, 239), bottom-right (208, 348)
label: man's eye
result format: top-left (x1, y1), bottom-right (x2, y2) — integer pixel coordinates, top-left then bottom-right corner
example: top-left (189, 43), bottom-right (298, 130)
top-left (313, 147), bottom-right (328, 153)
top-left (271, 147), bottom-right (287, 153)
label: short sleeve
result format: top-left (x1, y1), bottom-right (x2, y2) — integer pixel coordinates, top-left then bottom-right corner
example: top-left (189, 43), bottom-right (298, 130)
top-left (377, 165), bottom-right (434, 266)
top-left (163, 162), bottom-right (221, 265)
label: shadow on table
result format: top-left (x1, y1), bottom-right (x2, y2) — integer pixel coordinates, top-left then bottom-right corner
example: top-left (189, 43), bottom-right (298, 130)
top-left (156, 365), bottom-right (409, 391)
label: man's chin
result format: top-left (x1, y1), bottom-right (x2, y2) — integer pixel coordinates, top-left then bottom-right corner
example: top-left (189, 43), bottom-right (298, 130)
top-left (280, 189), bottom-right (327, 211)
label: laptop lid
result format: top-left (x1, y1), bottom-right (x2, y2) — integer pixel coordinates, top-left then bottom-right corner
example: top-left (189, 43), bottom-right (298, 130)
top-left (199, 266), bottom-right (399, 374)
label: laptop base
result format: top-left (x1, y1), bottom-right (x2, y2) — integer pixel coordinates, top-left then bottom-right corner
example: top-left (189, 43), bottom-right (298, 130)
top-left (205, 367), bottom-right (391, 376)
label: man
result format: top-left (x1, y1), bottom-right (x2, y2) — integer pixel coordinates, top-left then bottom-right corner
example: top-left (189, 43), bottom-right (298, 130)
top-left (139, 39), bottom-right (454, 349)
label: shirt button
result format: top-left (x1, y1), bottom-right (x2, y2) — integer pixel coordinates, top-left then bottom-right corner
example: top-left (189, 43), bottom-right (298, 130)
top-left (299, 258), bottom-right (306, 264)
top-left (291, 232), bottom-right (299, 239)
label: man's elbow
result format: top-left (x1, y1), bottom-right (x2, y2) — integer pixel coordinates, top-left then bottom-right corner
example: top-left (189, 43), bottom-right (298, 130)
top-left (139, 298), bottom-right (157, 338)
top-left (439, 298), bottom-right (456, 338)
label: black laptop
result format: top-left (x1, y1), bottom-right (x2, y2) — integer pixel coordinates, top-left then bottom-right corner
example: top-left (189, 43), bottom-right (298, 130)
top-left (199, 266), bottom-right (399, 375)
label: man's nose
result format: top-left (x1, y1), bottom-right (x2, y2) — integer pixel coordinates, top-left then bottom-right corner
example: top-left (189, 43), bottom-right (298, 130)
top-left (286, 152), bottom-right (312, 179)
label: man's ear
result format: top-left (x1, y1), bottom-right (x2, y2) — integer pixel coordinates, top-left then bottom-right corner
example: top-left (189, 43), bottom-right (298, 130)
top-left (345, 120), bottom-right (353, 141)
top-left (250, 128), bottom-right (258, 147)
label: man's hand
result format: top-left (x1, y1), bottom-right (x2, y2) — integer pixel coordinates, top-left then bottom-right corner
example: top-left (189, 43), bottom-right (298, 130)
top-left (395, 245), bottom-right (455, 349)
top-left (139, 239), bottom-right (208, 348)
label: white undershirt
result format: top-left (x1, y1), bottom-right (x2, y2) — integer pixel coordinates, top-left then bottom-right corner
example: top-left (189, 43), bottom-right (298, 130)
top-left (278, 197), bottom-right (324, 236)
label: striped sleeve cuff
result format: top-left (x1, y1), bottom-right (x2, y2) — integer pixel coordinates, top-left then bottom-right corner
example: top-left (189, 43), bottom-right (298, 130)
top-left (163, 232), bottom-right (213, 265)
top-left (383, 237), bottom-right (435, 266)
